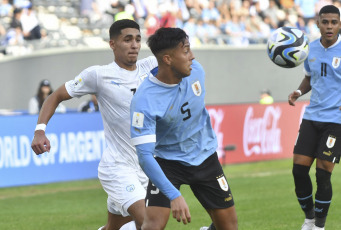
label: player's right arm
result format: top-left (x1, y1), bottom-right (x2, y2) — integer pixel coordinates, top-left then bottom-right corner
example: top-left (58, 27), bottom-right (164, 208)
top-left (288, 75), bottom-right (311, 106)
top-left (31, 85), bottom-right (72, 155)
top-left (32, 66), bottom-right (98, 155)
top-left (288, 59), bottom-right (312, 106)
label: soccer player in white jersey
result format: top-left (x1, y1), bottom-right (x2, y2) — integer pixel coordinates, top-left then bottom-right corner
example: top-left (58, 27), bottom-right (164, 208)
top-left (288, 5), bottom-right (341, 230)
top-left (130, 27), bottom-right (238, 230)
top-left (31, 19), bottom-right (158, 230)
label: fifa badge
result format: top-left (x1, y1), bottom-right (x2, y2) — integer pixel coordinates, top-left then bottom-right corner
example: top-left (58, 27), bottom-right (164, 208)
top-left (191, 81), bottom-right (202, 96)
top-left (326, 135), bottom-right (336, 148)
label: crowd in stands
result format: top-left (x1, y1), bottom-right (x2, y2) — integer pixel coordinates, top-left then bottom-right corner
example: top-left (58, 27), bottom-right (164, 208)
top-left (0, 0), bottom-right (340, 57)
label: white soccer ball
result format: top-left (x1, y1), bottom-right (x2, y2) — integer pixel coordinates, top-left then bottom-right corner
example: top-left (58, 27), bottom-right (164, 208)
top-left (267, 27), bottom-right (309, 68)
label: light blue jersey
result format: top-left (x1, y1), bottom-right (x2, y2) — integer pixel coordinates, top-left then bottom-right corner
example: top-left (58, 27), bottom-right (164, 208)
top-left (303, 36), bottom-right (341, 124)
top-left (130, 60), bottom-right (217, 200)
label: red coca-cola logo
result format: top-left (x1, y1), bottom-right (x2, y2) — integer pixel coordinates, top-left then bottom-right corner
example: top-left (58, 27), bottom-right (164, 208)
top-left (243, 106), bottom-right (282, 157)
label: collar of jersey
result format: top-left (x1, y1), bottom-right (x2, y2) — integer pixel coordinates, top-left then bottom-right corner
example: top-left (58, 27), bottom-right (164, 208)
top-left (149, 75), bottom-right (179, 87)
top-left (319, 34), bottom-right (341, 49)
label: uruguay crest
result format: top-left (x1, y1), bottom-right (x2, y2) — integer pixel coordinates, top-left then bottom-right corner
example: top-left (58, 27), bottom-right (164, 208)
top-left (191, 81), bottom-right (202, 96)
top-left (326, 135), bottom-right (336, 148)
top-left (217, 175), bottom-right (229, 191)
top-left (332, 57), bottom-right (341, 68)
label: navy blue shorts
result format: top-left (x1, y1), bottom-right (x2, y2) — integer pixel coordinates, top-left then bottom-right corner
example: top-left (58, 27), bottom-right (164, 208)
top-left (145, 152), bottom-right (235, 209)
top-left (294, 119), bottom-right (341, 163)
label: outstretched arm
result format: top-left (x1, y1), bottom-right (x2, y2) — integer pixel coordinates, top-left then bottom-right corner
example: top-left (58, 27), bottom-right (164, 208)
top-left (31, 84), bottom-right (72, 154)
top-left (288, 75), bottom-right (311, 106)
top-left (136, 143), bottom-right (191, 224)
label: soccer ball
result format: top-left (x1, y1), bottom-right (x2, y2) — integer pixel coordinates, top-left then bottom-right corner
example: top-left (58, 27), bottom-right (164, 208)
top-left (267, 27), bottom-right (309, 68)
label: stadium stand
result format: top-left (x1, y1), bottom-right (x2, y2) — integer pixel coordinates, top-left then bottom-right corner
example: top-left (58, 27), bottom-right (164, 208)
top-left (0, 0), bottom-right (339, 58)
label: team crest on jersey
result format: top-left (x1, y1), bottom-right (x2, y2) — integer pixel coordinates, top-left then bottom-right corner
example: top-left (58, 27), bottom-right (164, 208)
top-left (332, 57), bottom-right (341, 68)
top-left (326, 135), bottom-right (336, 148)
top-left (191, 81), bottom-right (201, 96)
top-left (126, 184), bottom-right (135, 192)
top-left (73, 76), bottom-right (84, 88)
top-left (217, 175), bottom-right (229, 191)
top-left (132, 112), bottom-right (144, 128)
top-left (140, 73), bottom-right (148, 81)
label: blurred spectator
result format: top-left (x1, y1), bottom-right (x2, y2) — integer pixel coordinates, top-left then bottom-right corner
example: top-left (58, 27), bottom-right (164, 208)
top-left (295, 15), bottom-right (306, 32)
top-left (280, 0), bottom-right (295, 10)
top-left (294, 0), bottom-right (319, 24)
top-left (264, 0), bottom-right (280, 29)
top-left (305, 18), bottom-right (321, 41)
top-left (2, 22), bottom-right (23, 46)
top-left (224, 14), bottom-right (249, 46)
top-left (202, 1), bottom-right (220, 22)
top-left (144, 6), bottom-right (160, 37)
top-left (159, 1), bottom-right (177, 28)
top-left (28, 79), bottom-right (66, 114)
top-left (13, 0), bottom-right (31, 8)
top-left (20, 4), bottom-right (41, 40)
top-left (183, 16), bottom-right (199, 44)
top-left (114, 3), bottom-right (134, 21)
top-left (259, 89), bottom-right (274, 104)
top-left (78, 94), bottom-right (99, 112)
top-left (0, 0), bottom-right (13, 17)
top-left (10, 7), bottom-right (23, 29)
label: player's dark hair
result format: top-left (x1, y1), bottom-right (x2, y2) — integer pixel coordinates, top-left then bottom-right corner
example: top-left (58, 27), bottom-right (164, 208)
top-left (147, 27), bottom-right (188, 56)
top-left (109, 19), bottom-right (140, 39)
top-left (319, 5), bottom-right (340, 16)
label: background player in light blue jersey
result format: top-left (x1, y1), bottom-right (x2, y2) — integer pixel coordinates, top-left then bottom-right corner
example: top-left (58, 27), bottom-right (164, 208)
top-left (130, 27), bottom-right (238, 230)
top-left (288, 5), bottom-right (341, 230)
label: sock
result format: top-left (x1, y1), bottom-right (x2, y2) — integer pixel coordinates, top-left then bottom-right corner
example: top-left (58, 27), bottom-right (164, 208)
top-left (292, 164), bottom-right (314, 219)
top-left (119, 221), bottom-right (136, 230)
top-left (314, 168), bottom-right (332, 228)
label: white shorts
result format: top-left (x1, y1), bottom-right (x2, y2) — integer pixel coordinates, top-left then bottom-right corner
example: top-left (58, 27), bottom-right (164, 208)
top-left (98, 162), bottom-right (148, 217)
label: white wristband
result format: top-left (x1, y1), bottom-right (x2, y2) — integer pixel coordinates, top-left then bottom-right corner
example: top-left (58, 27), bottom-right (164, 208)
top-left (295, 89), bottom-right (302, 96)
top-left (35, 123), bottom-right (46, 132)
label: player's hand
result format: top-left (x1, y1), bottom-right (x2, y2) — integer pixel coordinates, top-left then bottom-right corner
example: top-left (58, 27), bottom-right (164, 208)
top-left (31, 130), bottom-right (51, 155)
top-left (288, 90), bottom-right (301, 106)
top-left (170, 195), bottom-right (191, 225)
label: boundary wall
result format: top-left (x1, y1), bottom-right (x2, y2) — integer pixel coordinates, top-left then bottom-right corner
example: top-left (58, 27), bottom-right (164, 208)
top-left (0, 101), bottom-right (307, 187)
top-left (0, 46), bottom-right (310, 111)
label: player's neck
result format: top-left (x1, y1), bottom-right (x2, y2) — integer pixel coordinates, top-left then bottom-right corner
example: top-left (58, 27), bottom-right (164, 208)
top-left (321, 37), bottom-right (338, 48)
top-left (156, 69), bottom-right (182, 85)
top-left (114, 60), bottom-right (137, 71)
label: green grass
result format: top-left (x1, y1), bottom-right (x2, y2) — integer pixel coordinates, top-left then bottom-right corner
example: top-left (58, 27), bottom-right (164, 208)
top-left (1, 159), bottom-right (340, 230)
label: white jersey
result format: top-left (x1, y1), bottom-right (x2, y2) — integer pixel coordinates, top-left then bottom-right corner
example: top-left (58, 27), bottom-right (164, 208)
top-left (65, 56), bottom-right (158, 168)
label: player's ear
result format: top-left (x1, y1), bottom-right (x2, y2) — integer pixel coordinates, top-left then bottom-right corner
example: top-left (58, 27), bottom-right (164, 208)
top-left (162, 54), bottom-right (172, 66)
top-left (109, 39), bottom-right (115, 50)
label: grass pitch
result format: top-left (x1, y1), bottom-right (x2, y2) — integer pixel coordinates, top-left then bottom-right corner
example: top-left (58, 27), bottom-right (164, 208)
top-left (1, 158), bottom-right (340, 230)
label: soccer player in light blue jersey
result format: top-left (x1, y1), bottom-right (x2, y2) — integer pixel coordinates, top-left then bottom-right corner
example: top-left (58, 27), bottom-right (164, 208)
top-left (288, 5), bottom-right (341, 230)
top-left (130, 27), bottom-right (238, 230)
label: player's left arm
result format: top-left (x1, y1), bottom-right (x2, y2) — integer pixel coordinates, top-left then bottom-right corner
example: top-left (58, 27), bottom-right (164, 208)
top-left (135, 142), bottom-right (181, 200)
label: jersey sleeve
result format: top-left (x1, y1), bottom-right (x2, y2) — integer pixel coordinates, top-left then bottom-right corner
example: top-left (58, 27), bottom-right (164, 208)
top-left (130, 93), bottom-right (157, 145)
top-left (136, 143), bottom-right (181, 200)
top-left (303, 54), bottom-right (311, 76)
top-left (65, 66), bottom-right (99, 98)
top-left (138, 56), bottom-right (158, 71)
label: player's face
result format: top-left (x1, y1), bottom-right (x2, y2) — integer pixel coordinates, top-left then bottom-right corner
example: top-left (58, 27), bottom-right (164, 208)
top-left (170, 39), bottom-right (195, 79)
top-left (317, 13), bottom-right (341, 47)
top-left (109, 28), bottom-right (141, 70)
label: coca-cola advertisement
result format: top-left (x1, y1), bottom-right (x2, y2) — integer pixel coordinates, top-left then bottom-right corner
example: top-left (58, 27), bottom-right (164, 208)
top-left (207, 101), bottom-right (309, 165)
